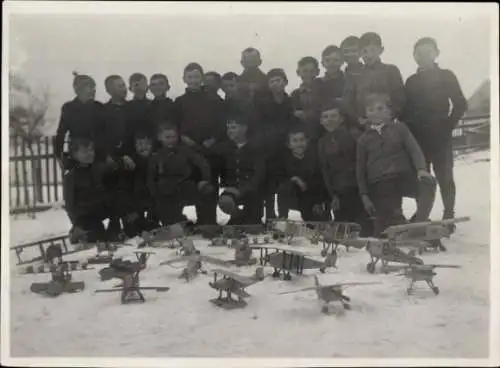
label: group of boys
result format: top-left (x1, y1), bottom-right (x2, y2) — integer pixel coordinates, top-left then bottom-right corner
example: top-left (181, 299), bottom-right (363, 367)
top-left (56, 31), bottom-right (467, 245)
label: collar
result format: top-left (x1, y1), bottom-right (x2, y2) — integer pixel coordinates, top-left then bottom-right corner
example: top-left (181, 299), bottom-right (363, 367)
top-left (368, 119), bottom-right (393, 134)
top-left (292, 151), bottom-right (305, 160)
top-left (323, 71), bottom-right (343, 81)
top-left (364, 59), bottom-right (383, 69)
top-left (185, 87), bottom-right (203, 94)
top-left (345, 62), bottom-right (364, 73)
top-left (299, 80), bottom-right (318, 92)
top-left (417, 63), bottom-right (440, 73)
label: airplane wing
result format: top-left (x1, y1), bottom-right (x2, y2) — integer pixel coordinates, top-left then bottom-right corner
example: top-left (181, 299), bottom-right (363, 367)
top-left (277, 286), bottom-right (319, 295)
top-left (428, 264), bottom-right (461, 269)
top-left (323, 281), bottom-right (382, 288)
top-left (134, 250), bottom-right (156, 255)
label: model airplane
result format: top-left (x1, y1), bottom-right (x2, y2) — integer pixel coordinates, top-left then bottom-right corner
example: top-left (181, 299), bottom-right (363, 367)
top-left (98, 249), bottom-right (153, 281)
top-left (250, 244), bottom-right (337, 280)
top-left (209, 267), bottom-right (265, 309)
top-left (342, 237), bottom-right (424, 274)
top-left (94, 250), bottom-right (170, 304)
top-left (318, 222), bottom-right (362, 256)
top-left (278, 275), bottom-right (381, 314)
top-left (397, 263), bottom-right (462, 295)
top-left (138, 224), bottom-right (185, 248)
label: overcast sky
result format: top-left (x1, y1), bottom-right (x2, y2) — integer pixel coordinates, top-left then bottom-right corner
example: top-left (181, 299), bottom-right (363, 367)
top-left (6, 2), bottom-right (495, 132)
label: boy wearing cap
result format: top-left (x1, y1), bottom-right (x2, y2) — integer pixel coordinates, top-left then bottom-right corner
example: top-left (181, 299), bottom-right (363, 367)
top-left (404, 37), bottom-right (467, 227)
top-left (342, 32), bottom-right (406, 125)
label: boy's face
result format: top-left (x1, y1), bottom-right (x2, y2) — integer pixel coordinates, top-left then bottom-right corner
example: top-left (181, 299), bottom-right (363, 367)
top-left (320, 108), bottom-right (344, 132)
top-left (73, 144), bottom-right (95, 164)
top-left (288, 132), bottom-right (308, 156)
top-left (413, 43), bottom-right (439, 68)
top-left (241, 50), bottom-right (261, 69)
top-left (222, 78), bottom-right (239, 98)
top-left (158, 129), bottom-right (178, 148)
top-left (297, 63), bottom-right (319, 85)
top-left (360, 44), bottom-right (383, 66)
top-left (135, 138), bottom-right (153, 157)
top-left (109, 78), bottom-right (127, 100)
top-left (268, 76), bottom-right (286, 93)
top-left (183, 69), bottom-right (203, 90)
top-left (227, 121), bottom-right (247, 141)
top-left (77, 82), bottom-right (96, 102)
top-left (322, 52), bottom-right (344, 74)
top-left (341, 44), bottom-right (361, 65)
top-left (204, 75), bottom-right (220, 93)
top-left (129, 77), bottom-right (148, 98)
top-left (365, 101), bottom-right (392, 126)
top-left (149, 77), bottom-right (169, 98)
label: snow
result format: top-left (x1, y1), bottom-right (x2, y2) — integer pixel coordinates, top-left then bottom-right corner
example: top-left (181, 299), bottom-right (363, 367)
top-left (6, 150), bottom-right (494, 360)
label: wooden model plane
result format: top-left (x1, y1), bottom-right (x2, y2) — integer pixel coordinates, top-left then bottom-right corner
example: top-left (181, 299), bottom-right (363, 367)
top-left (138, 223), bottom-right (185, 248)
top-left (397, 263), bottom-right (462, 295)
top-left (250, 244), bottom-right (337, 280)
top-left (317, 222), bottom-right (362, 256)
top-left (95, 250), bottom-right (170, 304)
top-left (278, 275), bottom-right (381, 314)
top-left (209, 267), bottom-right (265, 309)
top-left (342, 237), bottom-right (424, 274)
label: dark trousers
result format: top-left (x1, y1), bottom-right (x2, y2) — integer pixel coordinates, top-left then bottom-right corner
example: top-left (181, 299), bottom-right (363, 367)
top-left (102, 171), bottom-right (130, 235)
top-left (191, 160), bottom-right (219, 226)
top-left (333, 188), bottom-right (374, 237)
top-left (73, 207), bottom-right (109, 243)
top-left (223, 191), bottom-right (263, 225)
top-left (123, 207), bottom-right (160, 238)
top-left (277, 181), bottom-right (330, 222)
top-left (369, 174), bottom-right (436, 237)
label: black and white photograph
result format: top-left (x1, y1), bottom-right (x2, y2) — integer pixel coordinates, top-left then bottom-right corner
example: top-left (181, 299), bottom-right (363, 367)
top-left (2, 2), bottom-right (499, 367)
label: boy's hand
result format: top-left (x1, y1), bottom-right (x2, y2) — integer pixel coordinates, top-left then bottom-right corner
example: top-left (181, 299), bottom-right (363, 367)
top-left (293, 110), bottom-right (306, 120)
top-left (291, 176), bottom-right (307, 192)
top-left (122, 156), bottom-right (136, 170)
top-left (202, 138), bottom-right (216, 148)
top-left (361, 195), bottom-right (376, 216)
top-left (330, 195), bottom-right (340, 212)
top-left (312, 204), bottom-right (325, 216)
top-left (181, 136), bottom-right (197, 147)
top-left (417, 169), bottom-right (434, 183)
top-left (225, 187), bottom-right (241, 198)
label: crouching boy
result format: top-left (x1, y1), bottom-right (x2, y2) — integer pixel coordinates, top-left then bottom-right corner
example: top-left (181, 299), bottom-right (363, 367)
top-left (356, 93), bottom-right (436, 237)
top-left (276, 124), bottom-right (330, 221)
top-left (214, 114), bottom-right (266, 225)
top-left (147, 123), bottom-right (214, 226)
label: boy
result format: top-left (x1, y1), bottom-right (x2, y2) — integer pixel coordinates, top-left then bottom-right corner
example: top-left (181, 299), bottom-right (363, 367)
top-left (221, 72), bottom-right (256, 125)
top-left (342, 32), bottom-right (406, 125)
top-left (63, 138), bottom-right (116, 244)
top-left (54, 73), bottom-right (105, 169)
top-left (276, 124), bottom-right (330, 222)
top-left (317, 100), bottom-right (373, 236)
top-left (125, 73), bottom-right (154, 139)
top-left (318, 45), bottom-right (345, 107)
top-left (204, 71), bottom-right (224, 101)
top-left (254, 68), bottom-right (294, 221)
top-left (356, 93), bottom-right (436, 237)
top-left (239, 47), bottom-right (268, 99)
top-left (340, 36), bottom-right (364, 81)
top-left (290, 57), bottom-right (323, 143)
top-left (404, 37), bottom-right (467, 226)
top-left (147, 123), bottom-right (214, 226)
top-left (149, 73), bottom-right (174, 126)
top-left (213, 114), bottom-right (266, 225)
top-left (173, 62), bottom-right (226, 225)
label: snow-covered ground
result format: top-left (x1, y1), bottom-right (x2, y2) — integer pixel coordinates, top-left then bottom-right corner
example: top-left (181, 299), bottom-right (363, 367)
top-left (7, 150), bottom-right (492, 358)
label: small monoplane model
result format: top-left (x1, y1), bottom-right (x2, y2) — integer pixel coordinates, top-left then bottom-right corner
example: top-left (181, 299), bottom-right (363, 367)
top-left (95, 250), bottom-right (169, 304)
top-left (343, 237), bottom-right (424, 274)
top-left (397, 263), bottom-right (462, 295)
top-left (250, 244), bottom-right (337, 280)
top-left (138, 224), bottom-right (185, 248)
top-left (278, 275), bottom-right (381, 314)
top-left (209, 267), bottom-right (265, 309)
top-left (159, 251), bottom-right (231, 282)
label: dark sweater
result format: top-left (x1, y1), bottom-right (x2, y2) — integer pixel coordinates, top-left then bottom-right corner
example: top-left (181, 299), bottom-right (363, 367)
top-left (54, 98), bottom-right (106, 160)
top-left (147, 144), bottom-right (211, 197)
top-left (102, 100), bottom-right (131, 160)
top-left (318, 72), bottom-right (346, 106)
top-left (150, 97), bottom-right (175, 125)
top-left (356, 121), bottom-right (427, 195)
top-left (124, 98), bottom-right (155, 143)
top-left (290, 80), bottom-right (324, 139)
top-left (129, 153), bottom-right (154, 211)
top-left (404, 65), bottom-right (468, 133)
top-left (318, 123), bottom-right (364, 196)
top-left (342, 60), bottom-right (406, 121)
top-left (239, 68), bottom-right (268, 92)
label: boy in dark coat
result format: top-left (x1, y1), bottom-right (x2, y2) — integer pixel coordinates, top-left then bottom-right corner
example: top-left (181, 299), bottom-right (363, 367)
top-left (149, 73), bottom-right (175, 127)
top-left (276, 124), bottom-right (330, 221)
top-left (239, 47), bottom-right (268, 99)
top-left (214, 114), bottom-right (266, 225)
top-left (317, 101), bottom-right (373, 236)
top-left (356, 93), bottom-right (436, 237)
top-left (54, 73), bottom-right (106, 169)
top-left (404, 37), bottom-right (467, 226)
top-left (125, 73), bottom-right (154, 140)
top-left (318, 45), bottom-right (346, 107)
top-left (173, 62), bottom-right (226, 225)
top-left (204, 71), bottom-right (224, 102)
top-left (148, 123), bottom-right (214, 226)
top-left (254, 68), bottom-right (294, 222)
top-left (340, 36), bottom-right (364, 82)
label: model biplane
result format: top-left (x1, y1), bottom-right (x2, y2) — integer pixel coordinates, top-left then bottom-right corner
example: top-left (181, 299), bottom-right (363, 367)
top-left (208, 267), bottom-right (265, 309)
top-left (317, 222), bottom-right (362, 256)
top-left (95, 250), bottom-right (170, 304)
top-left (278, 275), bottom-right (381, 314)
top-left (397, 263), bottom-right (462, 295)
top-left (343, 237), bottom-right (424, 274)
top-left (250, 244), bottom-right (337, 280)
top-left (138, 224), bottom-right (186, 248)
top-left (267, 219), bottom-right (304, 244)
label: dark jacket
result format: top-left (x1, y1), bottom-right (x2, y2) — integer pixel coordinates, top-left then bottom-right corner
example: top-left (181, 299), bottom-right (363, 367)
top-left (290, 80), bottom-right (324, 140)
top-left (124, 98), bottom-right (154, 138)
top-left (102, 100), bottom-right (132, 160)
top-left (150, 97), bottom-right (175, 126)
top-left (318, 72), bottom-right (346, 106)
top-left (239, 67), bottom-right (268, 94)
top-left (63, 162), bottom-right (110, 223)
top-left (129, 152), bottom-right (154, 212)
top-left (403, 65), bottom-right (467, 138)
top-left (318, 123), bottom-right (364, 196)
top-left (54, 98), bottom-right (106, 160)
top-left (356, 121), bottom-right (427, 195)
top-left (345, 62), bottom-right (364, 80)
top-left (173, 88), bottom-right (226, 146)
top-left (148, 144), bottom-right (211, 197)
top-left (342, 60), bottom-right (406, 121)
top-left (213, 140), bottom-right (266, 197)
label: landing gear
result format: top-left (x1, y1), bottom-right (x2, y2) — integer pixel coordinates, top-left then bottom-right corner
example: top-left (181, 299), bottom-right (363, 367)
top-left (272, 269), bottom-right (281, 278)
top-left (319, 267), bottom-right (326, 274)
top-left (366, 262), bottom-right (376, 274)
top-left (342, 302), bottom-right (351, 310)
top-left (320, 249), bottom-right (327, 257)
top-left (283, 272), bottom-right (292, 281)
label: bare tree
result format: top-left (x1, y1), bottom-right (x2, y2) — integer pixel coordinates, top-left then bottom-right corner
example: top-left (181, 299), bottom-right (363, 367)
top-left (9, 72), bottom-right (50, 218)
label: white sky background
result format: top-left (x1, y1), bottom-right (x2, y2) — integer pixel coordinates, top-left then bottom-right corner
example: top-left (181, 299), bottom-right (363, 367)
top-left (6, 2), bottom-right (494, 132)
